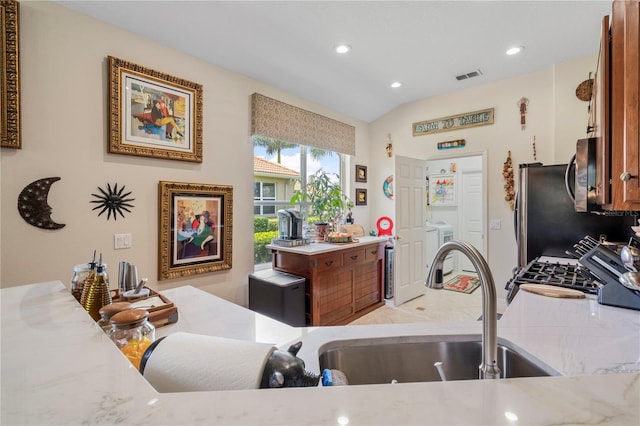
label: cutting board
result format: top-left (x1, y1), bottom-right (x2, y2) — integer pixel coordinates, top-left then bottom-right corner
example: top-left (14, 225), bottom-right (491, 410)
top-left (519, 284), bottom-right (585, 299)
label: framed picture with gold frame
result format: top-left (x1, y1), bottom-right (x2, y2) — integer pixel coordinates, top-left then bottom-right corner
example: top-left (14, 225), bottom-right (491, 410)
top-left (158, 181), bottom-right (232, 281)
top-left (108, 56), bottom-right (203, 162)
top-left (1, 0), bottom-right (21, 149)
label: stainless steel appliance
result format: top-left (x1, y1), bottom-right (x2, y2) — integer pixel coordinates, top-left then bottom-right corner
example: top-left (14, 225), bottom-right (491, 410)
top-left (515, 163), bottom-right (635, 268)
top-left (384, 245), bottom-right (394, 299)
top-left (277, 209), bottom-right (303, 240)
top-left (506, 236), bottom-right (640, 311)
top-left (572, 138), bottom-right (599, 212)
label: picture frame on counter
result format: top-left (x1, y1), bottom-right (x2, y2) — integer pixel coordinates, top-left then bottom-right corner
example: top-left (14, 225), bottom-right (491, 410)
top-left (355, 164), bottom-right (367, 183)
top-left (158, 181), bottom-right (233, 281)
top-left (1, 0), bottom-right (21, 149)
top-left (355, 188), bottom-right (367, 206)
top-left (108, 56), bottom-right (203, 162)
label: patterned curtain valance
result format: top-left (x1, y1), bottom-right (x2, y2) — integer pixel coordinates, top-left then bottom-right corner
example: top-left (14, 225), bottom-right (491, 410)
top-left (251, 93), bottom-right (355, 156)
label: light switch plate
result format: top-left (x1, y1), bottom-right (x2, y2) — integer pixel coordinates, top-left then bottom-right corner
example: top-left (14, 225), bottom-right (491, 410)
top-left (114, 233), bottom-right (132, 249)
top-left (489, 219), bottom-right (501, 230)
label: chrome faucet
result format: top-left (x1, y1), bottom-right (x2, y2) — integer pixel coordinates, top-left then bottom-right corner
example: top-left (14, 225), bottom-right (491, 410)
top-left (426, 240), bottom-right (501, 379)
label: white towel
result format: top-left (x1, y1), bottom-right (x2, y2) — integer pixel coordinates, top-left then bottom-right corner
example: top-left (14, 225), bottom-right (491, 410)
top-left (142, 332), bottom-right (276, 392)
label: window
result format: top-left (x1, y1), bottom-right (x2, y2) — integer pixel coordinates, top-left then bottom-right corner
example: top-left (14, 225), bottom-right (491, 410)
top-left (253, 137), bottom-right (345, 266)
top-left (254, 182), bottom-right (276, 215)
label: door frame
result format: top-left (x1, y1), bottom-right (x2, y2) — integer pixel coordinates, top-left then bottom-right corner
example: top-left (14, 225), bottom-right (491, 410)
top-left (426, 150), bottom-right (488, 262)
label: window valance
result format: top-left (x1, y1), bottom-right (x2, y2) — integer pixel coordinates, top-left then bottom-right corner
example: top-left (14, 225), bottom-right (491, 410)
top-left (250, 93), bottom-right (355, 156)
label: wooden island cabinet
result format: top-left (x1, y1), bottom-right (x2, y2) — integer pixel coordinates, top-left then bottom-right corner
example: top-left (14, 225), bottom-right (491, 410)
top-left (267, 237), bottom-right (387, 326)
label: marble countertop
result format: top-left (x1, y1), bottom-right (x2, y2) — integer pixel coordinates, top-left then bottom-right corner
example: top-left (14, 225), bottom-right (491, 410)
top-left (266, 235), bottom-right (388, 255)
top-left (2, 281), bottom-right (639, 425)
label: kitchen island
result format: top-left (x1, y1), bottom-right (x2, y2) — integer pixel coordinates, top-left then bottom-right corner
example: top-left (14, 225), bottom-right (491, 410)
top-left (1, 280), bottom-right (638, 425)
top-left (267, 236), bottom-right (388, 326)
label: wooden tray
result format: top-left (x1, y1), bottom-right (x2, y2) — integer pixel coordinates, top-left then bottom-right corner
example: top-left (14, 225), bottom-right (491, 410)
top-left (112, 287), bottom-right (179, 328)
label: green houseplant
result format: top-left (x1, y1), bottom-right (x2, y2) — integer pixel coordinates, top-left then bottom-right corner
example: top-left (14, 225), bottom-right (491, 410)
top-left (290, 169), bottom-right (350, 237)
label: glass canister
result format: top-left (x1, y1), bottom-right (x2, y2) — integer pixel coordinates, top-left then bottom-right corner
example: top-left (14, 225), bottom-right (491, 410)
top-left (108, 309), bottom-right (155, 370)
top-left (70, 263), bottom-right (92, 302)
top-left (96, 301), bottom-right (133, 332)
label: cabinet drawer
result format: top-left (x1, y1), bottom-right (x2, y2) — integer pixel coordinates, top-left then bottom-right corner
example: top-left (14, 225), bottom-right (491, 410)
top-left (343, 248), bottom-right (366, 266)
top-left (315, 253), bottom-right (342, 272)
top-left (364, 245), bottom-right (382, 261)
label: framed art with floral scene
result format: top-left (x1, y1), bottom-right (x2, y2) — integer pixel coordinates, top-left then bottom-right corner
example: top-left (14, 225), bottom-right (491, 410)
top-left (1, 0), bottom-right (20, 149)
top-left (108, 56), bottom-right (203, 162)
top-left (158, 181), bottom-right (233, 280)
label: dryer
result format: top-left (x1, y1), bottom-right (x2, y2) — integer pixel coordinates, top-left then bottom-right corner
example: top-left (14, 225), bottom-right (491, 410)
top-left (426, 221), bottom-right (454, 275)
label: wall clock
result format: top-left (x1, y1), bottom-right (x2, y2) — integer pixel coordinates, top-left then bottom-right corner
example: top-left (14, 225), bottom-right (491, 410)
top-left (376, 216), bottom-right (394, 236)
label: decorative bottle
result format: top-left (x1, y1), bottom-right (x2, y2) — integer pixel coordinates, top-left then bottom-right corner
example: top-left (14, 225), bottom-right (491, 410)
top-left (81, 258), bottom-right (112, 321)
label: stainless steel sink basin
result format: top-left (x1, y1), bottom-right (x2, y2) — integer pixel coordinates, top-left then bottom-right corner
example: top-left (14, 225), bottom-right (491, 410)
top-left (318, 334), bottom-right (559, 385)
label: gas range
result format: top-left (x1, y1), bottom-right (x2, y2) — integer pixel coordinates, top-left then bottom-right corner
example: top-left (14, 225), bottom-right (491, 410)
top-left (507, 238), bottom-right (640, 311)
top-left (506, 256), bottom-right (601, 303)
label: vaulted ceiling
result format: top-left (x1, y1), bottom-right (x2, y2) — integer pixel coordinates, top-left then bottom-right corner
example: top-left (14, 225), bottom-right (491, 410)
top-left (55, 1), bottom-right (612, 122)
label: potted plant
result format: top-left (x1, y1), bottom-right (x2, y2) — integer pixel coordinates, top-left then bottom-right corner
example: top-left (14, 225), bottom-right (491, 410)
top-left (290, 169), bottom-right (349, 239)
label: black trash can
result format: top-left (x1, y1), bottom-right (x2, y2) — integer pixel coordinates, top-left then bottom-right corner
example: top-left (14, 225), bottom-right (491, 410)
top-left (249, 269), bottom-right (306, 326)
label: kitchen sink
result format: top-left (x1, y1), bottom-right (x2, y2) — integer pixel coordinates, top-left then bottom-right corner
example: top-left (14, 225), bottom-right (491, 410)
top-left (318, 334), bottom-right (559, 385)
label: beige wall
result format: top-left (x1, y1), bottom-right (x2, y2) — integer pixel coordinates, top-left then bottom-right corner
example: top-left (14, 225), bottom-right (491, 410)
top-left (368, 55), bottom-right (597, 297)
top-left (0, 1), bottom-right (370, 305)
top-left (0, 1), bottom-right (597, 305)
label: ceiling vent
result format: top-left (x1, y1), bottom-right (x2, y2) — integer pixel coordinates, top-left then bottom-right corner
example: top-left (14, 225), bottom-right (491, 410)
top-left (456, 69), bottom-right (483, 81)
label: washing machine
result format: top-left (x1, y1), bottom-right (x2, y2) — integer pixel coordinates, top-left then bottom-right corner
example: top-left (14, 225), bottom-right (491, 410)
top-left (426, 221), bottom-right (454, 275)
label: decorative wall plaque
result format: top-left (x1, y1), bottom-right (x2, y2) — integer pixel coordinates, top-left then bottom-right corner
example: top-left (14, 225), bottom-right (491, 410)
top-left (412, 108), bottom-right (494, 136)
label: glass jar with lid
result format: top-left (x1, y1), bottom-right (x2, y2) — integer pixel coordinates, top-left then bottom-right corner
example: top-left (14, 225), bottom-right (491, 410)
top-left (70, 263), bottom-right (92, 302)
top-left (97, 301), bottom-right (133, 332)
top-left (107, 309), bottom-right (155, 370)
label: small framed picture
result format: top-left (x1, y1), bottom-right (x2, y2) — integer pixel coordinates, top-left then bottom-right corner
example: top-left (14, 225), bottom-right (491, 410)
top-left (158, 181), bottom-right (233, 281)
top-left (355, 165), bottom-right (367, 183)
top-left (355, 188), bottom-right (367, 206)
top-left (108, 56), bottom-right (203, 162)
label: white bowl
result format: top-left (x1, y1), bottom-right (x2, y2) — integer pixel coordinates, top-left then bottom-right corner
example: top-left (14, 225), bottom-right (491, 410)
top-left (122, 288), bottom-right (150, 299)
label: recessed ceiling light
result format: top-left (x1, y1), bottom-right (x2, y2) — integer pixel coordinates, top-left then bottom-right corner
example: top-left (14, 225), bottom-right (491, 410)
top-left (335, 44), bottom-right (351, 54)
top-left (506, 46), bottom-right (524, 56)
top-left (390, 81), bottom-right (402, 88)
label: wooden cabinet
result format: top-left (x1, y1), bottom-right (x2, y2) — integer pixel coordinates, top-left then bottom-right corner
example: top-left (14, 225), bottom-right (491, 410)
top-left (604, 0), bottom-right (640, 210)
top-left (271, 241), bottom-right (385, 326)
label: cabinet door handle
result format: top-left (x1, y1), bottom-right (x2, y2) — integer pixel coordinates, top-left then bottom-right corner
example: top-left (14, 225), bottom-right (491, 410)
top-left (325, 260), bottom-right (333, 267)
top-left (620, 171), bottom-right (635, 182)
top-left (350, 255), bottom-right (358, 260)
top-left (370, 250), bottom-right (378, 255)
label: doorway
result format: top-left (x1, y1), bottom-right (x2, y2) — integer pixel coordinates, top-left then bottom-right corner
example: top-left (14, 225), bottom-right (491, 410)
top-left (426, 153), bottom-right (487, 273)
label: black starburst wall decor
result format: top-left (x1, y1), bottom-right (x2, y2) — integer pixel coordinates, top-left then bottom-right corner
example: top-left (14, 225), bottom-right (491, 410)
top-left (90, 183), bottom-right (135, 221)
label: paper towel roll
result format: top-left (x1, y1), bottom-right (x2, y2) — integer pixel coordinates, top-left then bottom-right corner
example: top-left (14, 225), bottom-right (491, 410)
top-left (141, 332), bottom-right (276, 392)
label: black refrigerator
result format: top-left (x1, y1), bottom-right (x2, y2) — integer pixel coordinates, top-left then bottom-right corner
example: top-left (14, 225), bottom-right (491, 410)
top-left (515, 163), bottom-right (635, 267)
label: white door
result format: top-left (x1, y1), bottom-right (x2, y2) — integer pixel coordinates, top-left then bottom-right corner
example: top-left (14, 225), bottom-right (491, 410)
top-left (459, 170), bottom-right (485, 271)
top-left (394, 156), bottom-right (427, 305)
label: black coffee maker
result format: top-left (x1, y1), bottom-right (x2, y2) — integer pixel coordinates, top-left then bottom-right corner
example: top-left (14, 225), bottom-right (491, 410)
top-left (278, 209), bottom-right (303, 240)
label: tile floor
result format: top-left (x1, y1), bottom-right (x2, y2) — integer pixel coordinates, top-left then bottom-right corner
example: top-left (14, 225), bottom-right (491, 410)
top-left (349, 272), bottom-right (486, 325)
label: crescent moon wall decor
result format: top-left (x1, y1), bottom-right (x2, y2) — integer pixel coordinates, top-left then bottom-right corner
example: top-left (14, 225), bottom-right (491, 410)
top-left (90, 183), bottom-right (135, 221)
top-left (17, 177), bottom-right (66, 230)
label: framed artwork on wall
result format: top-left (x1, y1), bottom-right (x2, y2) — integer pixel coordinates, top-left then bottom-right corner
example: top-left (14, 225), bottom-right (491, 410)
top-left (355, 188), bottom-right (367, 206)
top-left (428, 173), bottom-right (456, 206)
top-left (108, 56), bottom-right (203, 162)
top-left (158, 181), bottom-right (233, 281)
top-left (1, 0), bottom-right (21, 149)
top-left (355, 164), bottom-right (367, 183)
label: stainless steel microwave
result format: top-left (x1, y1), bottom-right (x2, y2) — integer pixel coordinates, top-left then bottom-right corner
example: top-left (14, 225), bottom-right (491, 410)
top-left (574, 137), bottom-right (599, 212)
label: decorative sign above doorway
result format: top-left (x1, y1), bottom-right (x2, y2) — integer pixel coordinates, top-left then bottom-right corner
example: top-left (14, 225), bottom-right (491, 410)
top-left (412, 108), bottom-right (494, 136)
top-left (437, 139), bottom-right (465, 150)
